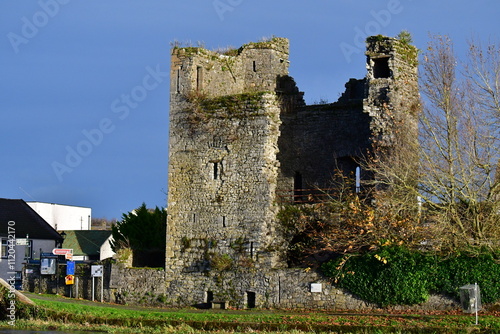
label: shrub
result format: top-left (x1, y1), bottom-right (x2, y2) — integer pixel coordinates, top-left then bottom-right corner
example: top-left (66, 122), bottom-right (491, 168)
top-left (209, 253), bottom-right (233, 271)
top-left (322, 246), bottom-right (500, 306)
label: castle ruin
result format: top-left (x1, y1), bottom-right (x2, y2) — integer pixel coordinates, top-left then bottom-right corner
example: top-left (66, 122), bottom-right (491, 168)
top-left (165, 36), bottom-right (419, 308)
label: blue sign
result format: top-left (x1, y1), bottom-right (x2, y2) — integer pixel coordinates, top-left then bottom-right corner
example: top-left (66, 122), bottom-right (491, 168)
top-left (66, 261), bottom-right (75, 275)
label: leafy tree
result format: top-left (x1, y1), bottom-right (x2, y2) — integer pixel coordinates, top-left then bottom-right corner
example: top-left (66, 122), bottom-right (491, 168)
top-left (110, 203), bottom-right (167, 267)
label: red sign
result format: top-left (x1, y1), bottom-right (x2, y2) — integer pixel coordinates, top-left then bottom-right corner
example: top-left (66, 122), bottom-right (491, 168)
top-left (52, 248), bottom-right (73, 255)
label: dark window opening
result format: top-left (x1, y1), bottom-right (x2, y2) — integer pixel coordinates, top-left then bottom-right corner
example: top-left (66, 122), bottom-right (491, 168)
top-left (213, 162), bottom-right (219, 180)
top-left (250, 242), bottom-right (254, 258)
top-left (222, 216), bottom-right (226, 228)
top-left (196, 66), bottom-right (203, 91)
top-left (193, 213), bottom-right (196, 223)
top-left (247, 291), bottom-right (256, 308)
top-left (373, 57), bottom-right (391, 78)
top-left (294, 171), bottom-right (303, 203)
top-left (252, 60), bottom-right (257, 72)
top-left (176, 69), bottom-right (181, 93)
top-left (206, 291), bottom-right (214, 303)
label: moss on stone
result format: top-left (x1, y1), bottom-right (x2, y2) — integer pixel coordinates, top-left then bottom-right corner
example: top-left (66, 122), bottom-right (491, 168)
top-left (201, 91), bottom-right (267, 114)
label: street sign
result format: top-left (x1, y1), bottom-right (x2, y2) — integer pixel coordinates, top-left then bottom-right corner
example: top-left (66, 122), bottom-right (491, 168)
top-left (91, 265), bottom-right (103, 277)
top-left (65, 275), bottom-right (74, 285)
top-left (52, 248), bottom-right (73, 256)
top-left (66, 261), bottom-right (75, 275)
top-left (16, 238), bottom-right (29, 246)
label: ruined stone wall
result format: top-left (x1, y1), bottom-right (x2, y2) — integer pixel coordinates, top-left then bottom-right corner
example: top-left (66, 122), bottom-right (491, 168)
top-left (165, 36), bottom-right (421, 310)
top-left (277, 81), bottom-right (371, 198)
top-left (167, 38), bottom-right (300, 282)
top-left (167, 92), bottom-right (284, 276)
top-left (364, 36), bottom-right (420, 150)
top-left (170, 37), bottom-right (290, 99)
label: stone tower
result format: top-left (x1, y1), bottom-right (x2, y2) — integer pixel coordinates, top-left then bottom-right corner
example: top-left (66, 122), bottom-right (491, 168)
top-left (165, 36), bottom-right (419, 308)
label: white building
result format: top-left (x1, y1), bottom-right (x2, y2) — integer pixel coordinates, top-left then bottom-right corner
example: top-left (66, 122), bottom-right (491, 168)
top-left (27, 202), bottom-right (92, 231)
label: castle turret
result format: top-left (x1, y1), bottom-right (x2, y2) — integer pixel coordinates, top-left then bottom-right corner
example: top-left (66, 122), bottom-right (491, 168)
top-left (364, 35), bottom-right (420, 150)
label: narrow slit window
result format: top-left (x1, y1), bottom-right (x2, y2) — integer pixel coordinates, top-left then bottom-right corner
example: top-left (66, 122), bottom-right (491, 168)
top-left (222, 216), bottom-right (226, 227)
top-left (294, 171), bottom-right (303, 203)
top-left (252, 60), bottom-right (257, 72)
top-left (196, 66), bottom-right (203, 91)
top-left (213, 162), bottom-right (218, 180)
top-left (250, 242), bottom-right (254, 259)
top-left (193, 213), bottom-right (196, 223)
top-left (176, 69), bottom-right (181, 93)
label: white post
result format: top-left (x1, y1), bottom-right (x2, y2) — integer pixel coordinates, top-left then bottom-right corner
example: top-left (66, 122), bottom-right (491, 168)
top-left (75, 276), bottom-right (79, 299)
top-left (475, 282), bottom-right (478, 325)
top-left (355, 167), bottom-right (360, 193)
top-left (92, 277), bottom-right (95, 301)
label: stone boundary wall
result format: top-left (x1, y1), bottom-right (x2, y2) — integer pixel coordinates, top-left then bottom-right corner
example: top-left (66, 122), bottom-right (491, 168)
top-left (108, 265), bottom-right (168, 305)
top-left (23, 262), bottom-right (109, 301)
top-left (23, 263), bottom-right (459, 310)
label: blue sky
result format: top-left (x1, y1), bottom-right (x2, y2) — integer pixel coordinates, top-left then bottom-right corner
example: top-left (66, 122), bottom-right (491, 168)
top-left (1, 0), bottom-right (499, 219)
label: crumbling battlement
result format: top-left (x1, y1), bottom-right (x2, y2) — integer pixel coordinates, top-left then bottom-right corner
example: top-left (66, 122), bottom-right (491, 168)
top-left (170, 37), bottom-right (296, 98)
top-left (165, 35), bottom-right (420, 309)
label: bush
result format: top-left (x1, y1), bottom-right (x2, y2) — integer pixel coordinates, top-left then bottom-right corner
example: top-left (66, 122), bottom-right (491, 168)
top-left (321, 246), bottom-right (500, 306)
top-left (434, 253), bottom-right (500, 303)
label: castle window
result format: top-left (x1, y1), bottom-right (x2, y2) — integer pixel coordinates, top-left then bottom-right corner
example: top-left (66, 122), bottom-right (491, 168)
top-left (373, 57), bottom-right (391, 78)
top-left (294, 171), bottom-right (303, 203)
top-left (213, 162), bottom-right (219, 180)
top-left (176, 69), bottom-right (181, 93)
top-left (222, 216), bottom-right (226, 227)
top-left (250, 241), bottom-right (254, 258)
top-left (196, 66), bottom-right (203, 91)
top-left (252, 60), bottom-right (257, 72)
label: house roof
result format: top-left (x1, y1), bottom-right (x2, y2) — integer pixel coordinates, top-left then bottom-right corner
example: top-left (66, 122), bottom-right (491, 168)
top-left (0, 198), bottom-right (63, 241)
top-left (62, 230), bottom-right (112, 256)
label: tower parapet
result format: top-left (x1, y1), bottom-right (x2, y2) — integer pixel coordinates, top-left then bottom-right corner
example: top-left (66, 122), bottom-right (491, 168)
top-left (170, 37), bottom-right (291, 99)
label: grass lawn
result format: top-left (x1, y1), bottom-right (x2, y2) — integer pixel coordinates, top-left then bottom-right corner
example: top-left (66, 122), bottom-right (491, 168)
top-left (2, 294), bottom-right (500, 333)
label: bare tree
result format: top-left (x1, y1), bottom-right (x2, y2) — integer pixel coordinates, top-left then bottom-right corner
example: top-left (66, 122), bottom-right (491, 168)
top-left (418, 35), bottom-right (500, 250)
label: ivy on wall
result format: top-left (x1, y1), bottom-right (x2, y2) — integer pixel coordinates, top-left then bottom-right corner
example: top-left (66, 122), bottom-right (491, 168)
top-left (322, 246), bottom-right (500, 306)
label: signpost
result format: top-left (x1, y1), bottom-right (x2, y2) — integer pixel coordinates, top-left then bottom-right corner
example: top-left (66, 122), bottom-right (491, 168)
top-left (66, 260), bottom-right (75, 297)
top-left (65, 275), bottom-right (75, 286)
top-left (15, 238), bottom-right (29, 246)
top-left (91, 265), bottom-right (103, 302)
top-left (52, 248), bottom-right (73, 256)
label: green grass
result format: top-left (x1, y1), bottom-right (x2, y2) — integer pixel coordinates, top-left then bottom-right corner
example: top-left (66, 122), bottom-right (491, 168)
top-left (3, 295), bottom-right (500, 333)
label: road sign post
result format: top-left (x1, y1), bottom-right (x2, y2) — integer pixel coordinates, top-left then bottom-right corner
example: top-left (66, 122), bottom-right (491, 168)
top-left (91, 265), bottom-right (103, 302)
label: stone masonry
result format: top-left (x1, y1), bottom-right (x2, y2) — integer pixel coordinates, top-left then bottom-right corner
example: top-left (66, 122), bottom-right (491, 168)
top-left (165, 36), bottom-right (420, 309)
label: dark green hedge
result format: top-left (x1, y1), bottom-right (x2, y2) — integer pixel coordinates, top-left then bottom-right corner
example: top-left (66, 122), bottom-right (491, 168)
top-left (321, 246), bottom-right (500, 306)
